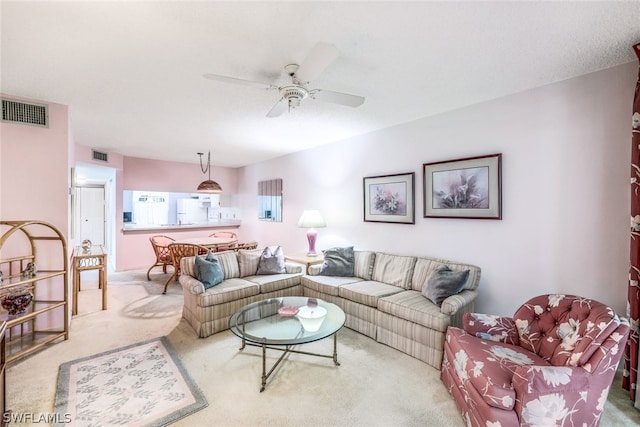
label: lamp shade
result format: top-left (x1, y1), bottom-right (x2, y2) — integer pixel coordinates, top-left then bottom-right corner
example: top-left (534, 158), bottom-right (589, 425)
top-left (297, 210), bottom-right (326, 229)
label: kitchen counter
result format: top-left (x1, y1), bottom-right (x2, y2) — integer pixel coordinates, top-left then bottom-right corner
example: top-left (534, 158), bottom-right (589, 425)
top-left (122, 220), bottom-right (240, 233)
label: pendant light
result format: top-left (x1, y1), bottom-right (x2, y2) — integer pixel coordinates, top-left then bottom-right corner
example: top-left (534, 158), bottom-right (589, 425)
top-left (196, 151), bottom-right (222, 194)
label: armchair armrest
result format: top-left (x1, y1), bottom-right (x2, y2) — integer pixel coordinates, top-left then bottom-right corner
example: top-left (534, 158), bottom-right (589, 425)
top-left (463, 312), bottom-right (519, 345)
top-left (512, 365), bottom-right (591, 422)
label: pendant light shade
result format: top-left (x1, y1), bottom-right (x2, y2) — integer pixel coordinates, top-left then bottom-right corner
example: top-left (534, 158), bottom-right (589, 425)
top-left (197, 151), bottom-right (222, 194)
top-left (197, 179), bottom-right (223, 193)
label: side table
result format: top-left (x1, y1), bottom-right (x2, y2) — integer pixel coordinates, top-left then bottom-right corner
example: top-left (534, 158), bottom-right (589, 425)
top-left (284, 252), bottom-right (324, 274)
top-left (72, 245), bottom-right (107, 315)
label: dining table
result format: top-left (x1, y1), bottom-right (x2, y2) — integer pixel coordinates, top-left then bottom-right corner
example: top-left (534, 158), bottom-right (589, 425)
top-left (175, 236), bottom-right (238, 252)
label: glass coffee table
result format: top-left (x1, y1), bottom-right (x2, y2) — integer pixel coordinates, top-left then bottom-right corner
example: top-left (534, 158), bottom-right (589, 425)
top-left (228, 296), bottom-right (346, 392)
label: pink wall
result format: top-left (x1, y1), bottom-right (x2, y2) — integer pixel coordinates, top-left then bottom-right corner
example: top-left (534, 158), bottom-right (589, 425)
top-left (123, 156), bottom-right (237, 193)
top-left (0, 94), bottom-right (73, 329)
top-left (0, 95), bottom-right (71, 235)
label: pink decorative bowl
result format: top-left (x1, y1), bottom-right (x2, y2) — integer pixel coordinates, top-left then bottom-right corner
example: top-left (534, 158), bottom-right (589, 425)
top-left (278, 306), bottom-right (299, 317)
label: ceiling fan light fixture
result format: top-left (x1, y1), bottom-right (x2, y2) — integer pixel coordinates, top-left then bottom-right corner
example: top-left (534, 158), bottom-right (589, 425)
top-left (203, 42), bottom-right (365, 118)
top-left (196, 151), bottom-right (223, 194)
top-left (281, 85), bottom-right (308, 111)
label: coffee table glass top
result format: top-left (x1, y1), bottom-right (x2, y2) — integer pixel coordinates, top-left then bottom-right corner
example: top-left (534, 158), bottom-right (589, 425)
top-left (228, 296), bottom-right (345, 346)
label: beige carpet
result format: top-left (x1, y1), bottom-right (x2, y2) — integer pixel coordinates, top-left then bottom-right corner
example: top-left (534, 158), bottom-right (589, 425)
top-left (6, 270), bottom-right (640, 426)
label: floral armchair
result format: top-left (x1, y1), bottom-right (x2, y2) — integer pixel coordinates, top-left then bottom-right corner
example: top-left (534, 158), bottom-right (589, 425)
top-left (440, 294), bottom-right (630, 427)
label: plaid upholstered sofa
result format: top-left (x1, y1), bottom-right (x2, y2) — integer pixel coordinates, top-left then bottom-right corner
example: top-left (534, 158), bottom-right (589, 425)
top-left (301, 251), bottom-right (481, 369)
top-left (440, 294), bottom-right (630, 426)
top-left (179, 249), bottom-right (304, 338)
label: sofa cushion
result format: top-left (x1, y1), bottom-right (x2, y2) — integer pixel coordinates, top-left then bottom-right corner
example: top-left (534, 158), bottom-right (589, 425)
top-left (377, 290), bottom-right (451, 332)
top-left (197, 278), bottom-right (260, 306)
top-left (319, 246), bottom-right (355, 276)
top-left (246, 272), bottom-right (303, 293)
top-left (238, 248), bottom-right (262, 277)
top-left (411, 257), bottom-right (481, 292)
top-left (423, 265), bottom-right (470, 306)
top-left (446, 327), bottom-right (550, 411)
top-left (338, 280), bottom-right (403, 308)
top-left (215, 250), bottom-right (240, 279)
top-left (195, 253), bottom-right (224, 289)
top-left (301, 275), bottom-right (363, 296)
top-left (256, 246), bottom-right (286, 275)
top-left (372, 253), bottom-right (416, 289)
top-left (354, 251), bottom-right (376, 280)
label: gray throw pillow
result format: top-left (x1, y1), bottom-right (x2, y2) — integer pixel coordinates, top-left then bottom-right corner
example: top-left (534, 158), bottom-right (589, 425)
top-left (319, 246), bottom-right (355, 276)
top-left (423, 264), bottom-right (470, 306)
top-left (256, 246), bottom-right (286, 275)
top-left (195, 252), bottom-right (224, 289)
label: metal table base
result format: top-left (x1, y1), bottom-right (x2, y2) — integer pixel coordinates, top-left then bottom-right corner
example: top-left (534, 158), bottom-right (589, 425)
top-left (239, 333), bottom-right (340, 392)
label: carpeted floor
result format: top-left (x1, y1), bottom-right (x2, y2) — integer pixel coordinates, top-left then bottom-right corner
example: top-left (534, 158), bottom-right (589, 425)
top-left (6, 270), bottom-right (640, 426)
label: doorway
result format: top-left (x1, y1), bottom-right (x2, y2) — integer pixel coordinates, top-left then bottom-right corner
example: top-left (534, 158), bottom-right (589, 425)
top-left (77, 185), bottom-right (106, 247)
top-left (74, 163), bottom-right (116, 271)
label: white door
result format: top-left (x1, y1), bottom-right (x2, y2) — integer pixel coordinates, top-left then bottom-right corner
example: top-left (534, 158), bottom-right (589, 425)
top-left (78, 186), bottom-right (106, 247)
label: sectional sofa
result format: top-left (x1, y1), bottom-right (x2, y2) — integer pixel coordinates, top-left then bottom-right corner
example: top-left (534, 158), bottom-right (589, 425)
top-left (302, 250), bottom-right (481, 369)
top-left (179, 248), bottom-right (481, 369)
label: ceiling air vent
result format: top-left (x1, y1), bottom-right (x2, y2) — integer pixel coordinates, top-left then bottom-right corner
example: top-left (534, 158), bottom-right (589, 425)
top-left (1, 98), bottom-right (48, 127)
top-left (92, 150), bottom-right (109, 162)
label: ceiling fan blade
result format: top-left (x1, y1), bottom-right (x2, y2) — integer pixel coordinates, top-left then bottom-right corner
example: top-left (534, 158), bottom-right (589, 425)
top-left (312, 89), bottom-right (365, 108)
top-left (293, 42), bottom-right (340, 83)
top-left (266, 98), bottom-right (288, 118)
top-left (203, 73), bottom-right (277, 90)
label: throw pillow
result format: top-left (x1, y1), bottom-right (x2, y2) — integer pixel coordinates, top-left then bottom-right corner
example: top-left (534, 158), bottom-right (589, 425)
top-left (319, 246), bottom-right (355, 277)
top-left (423, 264), bottom-right (470, 306)
top-left (238, 248), bottom-right (262, 277)
top-left (256, 246), bottom-right (286, 275)
top-left (195, 253), bottom-right (224, 289)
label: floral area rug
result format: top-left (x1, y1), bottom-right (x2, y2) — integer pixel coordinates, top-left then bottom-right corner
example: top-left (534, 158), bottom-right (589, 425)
top-left (53, 337), bottom-right (207, 426)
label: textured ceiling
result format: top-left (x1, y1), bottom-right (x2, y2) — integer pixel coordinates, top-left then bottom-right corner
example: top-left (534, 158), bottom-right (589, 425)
top-left (2, 1), bottom-right (640, 168)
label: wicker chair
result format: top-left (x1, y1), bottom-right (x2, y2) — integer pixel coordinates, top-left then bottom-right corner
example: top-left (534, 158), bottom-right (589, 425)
top-left (209, 231), bottom-right (239, 252)
top-left (147, 235), bottom-right (175, 280)
top-left (234, 241), bottom-right (258, 251)
top-left (163, 243), bottom-right (210, 294)
top-left (208, 231), bottom-right (238, 239)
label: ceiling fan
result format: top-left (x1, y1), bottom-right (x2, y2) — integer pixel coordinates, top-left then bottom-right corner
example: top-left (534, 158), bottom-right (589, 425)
top-left (203, 42), bottom-right (365, 118)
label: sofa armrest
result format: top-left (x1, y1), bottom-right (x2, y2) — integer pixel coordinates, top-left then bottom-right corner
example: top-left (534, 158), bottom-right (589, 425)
top-left (285, 263), bottom-right (303, 274)
top-left (179, 274), bottom-right (205, 295)
top-left (440, 289), bottom-right (479, 329)
top-left (308, 264), bottom-right (323, 276)
top-left (463, 312), bottom-right (519, 345)
top-left (440, 288), bottom-right (477, 316)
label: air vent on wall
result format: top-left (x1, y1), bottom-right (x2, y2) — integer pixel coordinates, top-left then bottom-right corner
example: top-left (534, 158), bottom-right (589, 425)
top-left (92, 150), bottom-right (109, 162)
top-left (1, 98), bottom-right (48, 127)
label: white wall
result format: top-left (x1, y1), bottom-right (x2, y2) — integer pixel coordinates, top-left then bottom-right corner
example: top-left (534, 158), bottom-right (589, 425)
top-left (238, 62), bottom-right (636, 317)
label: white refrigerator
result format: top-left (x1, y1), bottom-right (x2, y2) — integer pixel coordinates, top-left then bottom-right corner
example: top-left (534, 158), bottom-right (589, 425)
top-left (176, 198), bottom-right (207, 224)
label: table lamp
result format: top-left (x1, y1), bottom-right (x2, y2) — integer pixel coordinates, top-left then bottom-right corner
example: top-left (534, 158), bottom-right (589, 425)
top-left (297, 210), bottom-right (326, 256)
